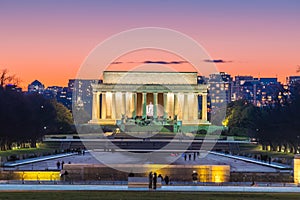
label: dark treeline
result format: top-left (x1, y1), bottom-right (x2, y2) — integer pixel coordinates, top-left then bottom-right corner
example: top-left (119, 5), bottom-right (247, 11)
top-left (0, 87), bottom-right (74, 150)
top-left (258, 83), bottom-right (300, 153)
top-left (0, 70), bottom-right (74, 150)
top-left (225, 82), bottom-right (300, 153)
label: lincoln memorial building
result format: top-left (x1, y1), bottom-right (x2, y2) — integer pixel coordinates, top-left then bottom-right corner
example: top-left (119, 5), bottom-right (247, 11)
top-left (89, 71), bottom-right (209, 126)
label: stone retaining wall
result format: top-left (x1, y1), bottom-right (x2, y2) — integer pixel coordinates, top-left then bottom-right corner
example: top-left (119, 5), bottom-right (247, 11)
top-left (63, 164), bottom-right (230, 183)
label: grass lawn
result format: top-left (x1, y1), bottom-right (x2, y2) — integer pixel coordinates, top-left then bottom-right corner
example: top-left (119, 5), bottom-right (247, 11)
top-left (0, 146), bottom-right (53, 158)
top-left (0, 191), bottom-right (299, 200)
top-left (239, 143), bottom-right (294, 160)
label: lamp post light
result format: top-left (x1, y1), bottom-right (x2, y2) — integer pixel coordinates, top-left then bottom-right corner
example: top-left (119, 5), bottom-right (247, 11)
top-left (297, 136), bottom-right (300, 154)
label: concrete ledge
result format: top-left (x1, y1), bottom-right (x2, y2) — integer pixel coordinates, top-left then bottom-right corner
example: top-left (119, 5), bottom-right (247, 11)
top-left (63, 164), bottom-right (230, 182)
top-left (3, 153), bottom-right (77, 167)
top-left (1, 184), bottom-right (300, 192)
top-left (181, 120), bottom-right (211, 125)
top-left (128, 177), bottom-right (161, 188)
top-left (89, 119), bottom-right (116, 125)
top-left (210, 151), bottom-right (290, 169)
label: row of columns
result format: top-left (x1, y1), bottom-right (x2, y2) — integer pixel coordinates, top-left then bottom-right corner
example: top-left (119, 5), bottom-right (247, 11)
top-left (91, 91), bottom-right (207, 122)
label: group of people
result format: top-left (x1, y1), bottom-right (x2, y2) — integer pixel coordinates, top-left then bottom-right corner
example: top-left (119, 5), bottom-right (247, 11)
top-left (184, 152), bottom-right (199, 161)
top-left (56, 160), bottom-right (71, 170)
top-left (148, 172), bottom-right (170, 189)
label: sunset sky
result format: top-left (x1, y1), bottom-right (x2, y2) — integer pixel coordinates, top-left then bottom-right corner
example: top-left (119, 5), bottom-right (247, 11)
top-left (0, 0), bottom-right (299, 89)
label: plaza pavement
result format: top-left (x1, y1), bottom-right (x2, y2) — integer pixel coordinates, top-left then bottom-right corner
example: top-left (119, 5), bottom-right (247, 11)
top-left (3, 151), bottom-right (289, 173)
top-left (1, 151), bottom-right (297, 193)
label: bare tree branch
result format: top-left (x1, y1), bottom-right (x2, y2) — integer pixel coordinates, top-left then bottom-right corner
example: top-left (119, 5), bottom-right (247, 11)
top-left (0, 69), bottom-right (20, 87)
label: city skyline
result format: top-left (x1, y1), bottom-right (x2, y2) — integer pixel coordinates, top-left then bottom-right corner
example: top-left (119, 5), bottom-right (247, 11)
top-left (1, 0), bottom-right (300, 89)
top-left (24, 71), bottom-right (297, 113)
top-left (21, 72), bottom-right (300, 90)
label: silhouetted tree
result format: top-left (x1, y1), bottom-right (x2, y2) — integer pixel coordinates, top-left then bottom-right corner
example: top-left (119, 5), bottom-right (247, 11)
top-left (24, 93), bottom-right (56, 147)
top-left (258, 81), bottom-right (300, 153)
top-left (50, 100), bottom-right (74, 133)
top-left (225, 100), bottom-right (261, 137)
top-left (0, 69), bottom-right (19, 88)
top-left (0, 69), bottom-right (74, 150)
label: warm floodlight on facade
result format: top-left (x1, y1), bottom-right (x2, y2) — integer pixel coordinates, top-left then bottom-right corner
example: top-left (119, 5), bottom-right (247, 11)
top-left (294, 155), bottom-right (300, 184)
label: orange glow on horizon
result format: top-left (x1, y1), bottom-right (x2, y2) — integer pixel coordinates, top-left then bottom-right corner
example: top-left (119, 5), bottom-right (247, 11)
top-left (1, 1), bottom-right (300, 90)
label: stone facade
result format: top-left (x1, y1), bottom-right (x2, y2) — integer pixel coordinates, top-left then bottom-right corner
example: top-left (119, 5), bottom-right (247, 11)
top-left (63, 164), bottom-right (230, 183)
top-left (89, 71), bottom-right (209, 126)
top-left (103, 71), bottom-right (198, 85)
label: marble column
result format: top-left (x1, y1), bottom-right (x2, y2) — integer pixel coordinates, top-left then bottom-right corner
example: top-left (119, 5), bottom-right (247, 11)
top-left (106, 92), bottom-right (112, 118)
top-left (91, 91), bottom-right (100, 121)
top-left (153, 92), bottom-right (158, 119)
top-left (177, 93), bottom-right (183, 120)
top-left (174, 93), bottom-right (179, 119)
top-left (111, 92), bottom-right (116, 120)
top-left (142, 92), bottom-right (147, 119)
top-left (188, 93), bottom-right (194, 121)
top-left (202, 92), bottom-right (208, 121)
top-left (163, 93), bottom-right (168, 119)
top-left (126, 92), bottom-right (131, 118)
top-left (121, 92), bottom-right (126, 116)
top-left (193, 93), bottom-right (198, 120)
top-left (132, 93), bottom-right (137, 118)
top-left (101, 92), bottom-right (106, 119)
top-left (167, 93), bottom-right (174, 119)
top-left (115, 92), bottom-right (121, 119)
top-left (183, 93), bottom-right (188, 121)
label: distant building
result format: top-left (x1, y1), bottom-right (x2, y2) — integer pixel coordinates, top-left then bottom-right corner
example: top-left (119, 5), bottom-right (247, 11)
top-left (197, 76), bottom-right (208, 84)
top-left (260, 78), bottom-right (278, 85)
top-left (240, 79), bottom-right (261, 106)
top-left (27, 80), bottom-right (45, 94)
top-left (287, 76), bottom-right (300, 85)
top-left (208, 72), bottom-right (232, 109)
top-left (259, 78), bottom-right (283, 106)
top-left (70, 79), bottom-right (100, 114)
top-left (39, 79), bottom-right (100, 111)
top-left (287, 76), bottom-right (300, 100)
top-left (231, 76), bottom-right (255, 101)
top-left (56, 87), bottom-right (72, 110)
top-left (231, 76), bottom-right (284, 106)
top-left (43, 86), bottom-right (63, 99)
top-left (68, 79), bottom-right (75, 93)
top-left (231, 76), bottom-right (261, 105)
top-left (5, 84), bottom-right (22, 93)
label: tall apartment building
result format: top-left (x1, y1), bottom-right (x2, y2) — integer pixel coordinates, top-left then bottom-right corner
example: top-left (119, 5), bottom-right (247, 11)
top-left (208, 72), bottom-right (233, 109)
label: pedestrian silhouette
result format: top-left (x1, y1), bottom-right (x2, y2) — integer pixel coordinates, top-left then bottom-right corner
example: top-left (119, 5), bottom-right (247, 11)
top-left (192, 170), bottom-right (198, 183)
top-left (164, 175), bottom-right (170, 185)
top-left (128, 172), bottom-right (134, 177)
top-left (153, 172), bottom-right (157, 189)
top-left (56, 161), bottom-right (60, 170)
top-left (158, 174), bottom-right (164, 183)
top-left (148, 172), bottom-right (153, 189)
